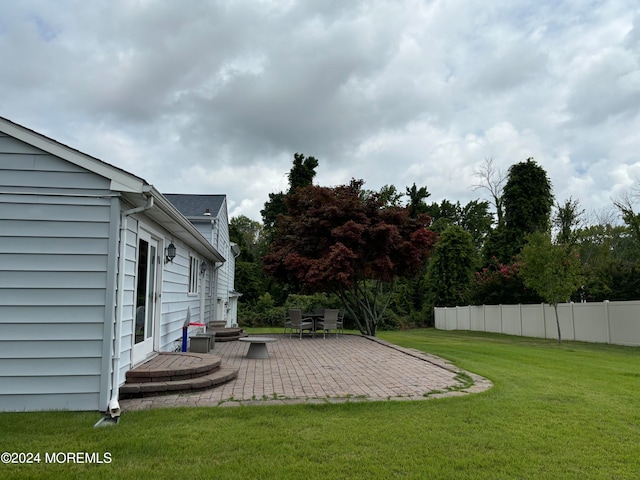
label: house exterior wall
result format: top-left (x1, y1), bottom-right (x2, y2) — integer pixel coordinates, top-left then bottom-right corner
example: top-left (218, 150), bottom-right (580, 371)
top-left (157, 233), bottom-right (211, 351)
top-left (202, 261), bottom-right (214, 325)
top-left (0, 133), bottom-right (117, 411)
top-left (114, 214), bottom-right (137, 384)
top-left (117, 213), bottom-right (213, 376)
top-left (188, 221), bottom-right (218, 325)
top-left (185, 201), bottom-right (238, 326)
top-left (214, 203), bottom-right (235, 325)
top-left (0, 123), bottom-right (228, 412)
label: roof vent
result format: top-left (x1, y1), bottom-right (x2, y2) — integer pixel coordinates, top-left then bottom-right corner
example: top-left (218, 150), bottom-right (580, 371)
top-left (204, 208), bottom-right (211, 216)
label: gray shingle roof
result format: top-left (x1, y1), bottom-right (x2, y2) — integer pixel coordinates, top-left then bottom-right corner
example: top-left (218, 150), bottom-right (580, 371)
top-left (164, 194), bottom-right (226, 218)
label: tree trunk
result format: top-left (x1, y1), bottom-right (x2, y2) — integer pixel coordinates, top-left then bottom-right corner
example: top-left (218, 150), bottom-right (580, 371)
top-left (553, 303), bottom-right (562, 344)
top-left (338, 281), bottom-right (393, 336)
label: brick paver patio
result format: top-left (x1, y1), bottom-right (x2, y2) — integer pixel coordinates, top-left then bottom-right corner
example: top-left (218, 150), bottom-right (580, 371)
top-left (119, 334), bottom-right (491, 410)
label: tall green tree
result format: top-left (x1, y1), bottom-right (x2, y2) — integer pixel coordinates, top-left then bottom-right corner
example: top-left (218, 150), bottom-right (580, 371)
top-left (553, 197), bottom-right (584, 245)
top-left (262, 179), bottom-right (437, 336)
top-left (576, 217), bottom-right (640, 302)
top-left (361, 184), bottom-right (403, 207)
top-left (287, 153), bottom-right (319, 193)
top-left (378, 184), bottom-right (403, 207)
top-left (503, 157), bottom-right (553, 241)
top-left (261, 153), bottom-right (319, 233)
top-left (518, 231), bottom-right (582, 344)
top-left (484, 158), bottom-right (553, 263)
top-left (406, 183), bottom-right (431, 218)
top-left (426, 225), bottom-right (477, 307)
top-left (425, 199), bottom-right (493, 252)
top-left (260, 192), bottom-right (286, 234)
top-left (459, 200), bottom-right (494, 251)
top-left (230, 215), bottom-right (264, 262)
top-left (230, 215), bottom-right (268, 304)
top-left (613, 188), bottom-right (640, 259)
top-left (426, 199), bottom-right (460, 232)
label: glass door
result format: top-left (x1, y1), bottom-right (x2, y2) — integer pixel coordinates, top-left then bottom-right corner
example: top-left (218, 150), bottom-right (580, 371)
top-left (132, 233), bottom-right (159, 365)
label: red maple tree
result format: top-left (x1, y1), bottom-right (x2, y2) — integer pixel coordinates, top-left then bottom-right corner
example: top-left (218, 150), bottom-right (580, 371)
top-left (263, 179), bottom-right (437, 335)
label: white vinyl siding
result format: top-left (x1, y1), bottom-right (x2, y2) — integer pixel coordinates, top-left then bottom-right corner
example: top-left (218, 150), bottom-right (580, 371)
top-left (0, 133), bottom-right (115, 411)
top-left (158, 244), bottom-right (205, 351)
top-left (0, 126), bottom-right (229, 413)
top-left (114, 216), bottom-right (139, 379)
top-left (212, 201), bottom-right (236, 324)
top-left (177, 198), bottom-right (238, 326)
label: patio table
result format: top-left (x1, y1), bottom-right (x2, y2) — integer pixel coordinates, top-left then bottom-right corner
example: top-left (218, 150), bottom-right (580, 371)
top-left (239, 336), bottom-right (277, 359)
top-left (303, 312), bottom-right (324, 332)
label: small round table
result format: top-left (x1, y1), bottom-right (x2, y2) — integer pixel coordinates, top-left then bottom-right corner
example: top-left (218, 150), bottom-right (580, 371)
top-left (239, 336), bottom-right (277, 359)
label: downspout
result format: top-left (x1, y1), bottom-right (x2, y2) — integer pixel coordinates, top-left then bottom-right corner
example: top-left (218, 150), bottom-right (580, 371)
top-left (199, 261), bottom-right (207, 326)
top-left (107, 194), bottom-right (154, 419)
top-left (210, 216), bottom-right (221, 323)
top-left (211, 263), bottom-right (223, 322)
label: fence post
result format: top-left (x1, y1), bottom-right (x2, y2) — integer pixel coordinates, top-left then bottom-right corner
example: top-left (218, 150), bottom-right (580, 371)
top-left (519, 303), bottom-right (523, 336)
top-left (605, 300), bottom-right (611, 344)
top-left (482, 305), bottom-right (486, 331)
top-left (570, 302), bottom-right (576, 341)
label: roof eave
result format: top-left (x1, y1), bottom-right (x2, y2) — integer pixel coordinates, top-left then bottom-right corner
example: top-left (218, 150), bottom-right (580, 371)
top-left (0, 117), bottom-right (147, 193)
top-left (0, 116), bottom-right (225, 263)
top-left (147, 187), bottom-right (226, 263)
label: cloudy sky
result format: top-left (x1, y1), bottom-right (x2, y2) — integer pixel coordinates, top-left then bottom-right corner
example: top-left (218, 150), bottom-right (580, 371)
top-left (2, 0), bottom-right (640, 223)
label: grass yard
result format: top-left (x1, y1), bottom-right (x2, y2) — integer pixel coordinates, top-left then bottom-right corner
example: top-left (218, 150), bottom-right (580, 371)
top-left (1, 329), bottom-right (639, 479)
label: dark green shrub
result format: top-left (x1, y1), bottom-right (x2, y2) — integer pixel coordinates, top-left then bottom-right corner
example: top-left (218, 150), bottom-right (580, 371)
top-left (238, 293), bottom-right (285, 327)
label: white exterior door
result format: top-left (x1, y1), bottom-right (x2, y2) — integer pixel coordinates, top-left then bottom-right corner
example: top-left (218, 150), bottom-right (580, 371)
top-left (132, 232), bottom-right (159, 365)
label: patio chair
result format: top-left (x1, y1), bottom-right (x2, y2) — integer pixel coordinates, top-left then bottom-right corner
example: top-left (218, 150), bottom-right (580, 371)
top-left (337, 309), bottom-right (345, 335)
top-left (316, 309), bottom-right (340, 339)
top-left (289, 309), bottom-right (314, 339)
top-left (284, 309), bottom-right (292, 335)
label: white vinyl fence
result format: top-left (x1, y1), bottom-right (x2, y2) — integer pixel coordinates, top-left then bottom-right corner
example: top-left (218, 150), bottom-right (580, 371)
top-left (434, 301), bottom-right (640, 347)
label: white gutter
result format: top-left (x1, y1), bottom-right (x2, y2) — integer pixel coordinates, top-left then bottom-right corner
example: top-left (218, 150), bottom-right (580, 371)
top-left (108, 195), bottom-right (154, 418)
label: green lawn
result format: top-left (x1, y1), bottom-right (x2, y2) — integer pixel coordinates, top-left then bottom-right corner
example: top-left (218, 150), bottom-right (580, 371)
top-left (1, 330), bottom-right (639, 479)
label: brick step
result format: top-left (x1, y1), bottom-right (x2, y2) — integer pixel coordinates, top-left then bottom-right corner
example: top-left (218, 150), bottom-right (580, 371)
top-left (208, 320), bottom-right (227, 328)
top-left (208, 327), bottom-right (248, 342)
top-left (125, 352), bottom-right (221, 383)
top-left (120, 366), bottom-right (238, 398)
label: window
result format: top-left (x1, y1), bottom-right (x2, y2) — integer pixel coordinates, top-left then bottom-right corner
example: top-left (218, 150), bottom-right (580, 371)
top-left (189, 256), bottom-right (199, 294)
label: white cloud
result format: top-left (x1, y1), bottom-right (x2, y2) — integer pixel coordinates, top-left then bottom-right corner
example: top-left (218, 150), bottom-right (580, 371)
top-left (2, 0), bottom-right (640, 223)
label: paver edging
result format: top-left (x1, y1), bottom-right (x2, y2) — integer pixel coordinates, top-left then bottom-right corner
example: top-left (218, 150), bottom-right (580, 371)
top-left (361, 335), bottom-right (493, 396)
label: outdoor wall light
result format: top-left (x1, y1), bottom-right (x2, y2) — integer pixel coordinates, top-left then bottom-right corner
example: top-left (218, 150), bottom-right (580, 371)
top-left (200, 261), bottom-right (208, 275)
top-left (165, 243), bottom-right (177, 264)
